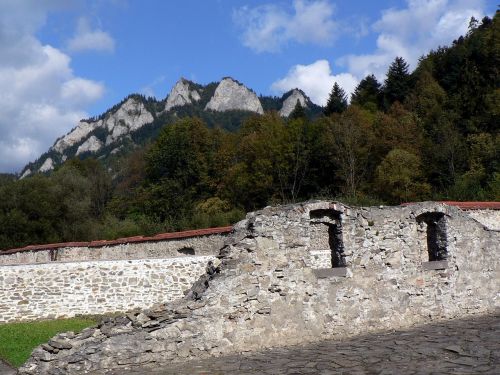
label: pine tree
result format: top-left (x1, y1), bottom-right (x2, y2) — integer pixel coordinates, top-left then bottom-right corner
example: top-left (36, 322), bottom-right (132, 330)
top-left (351, 74), bottom-right (382, 110)
top-left (383, 57), bottom-right (411, 109)
top-left (324, 82), bottom-right (348, 115)
top-left (289, 99), bottom-right (306, 119)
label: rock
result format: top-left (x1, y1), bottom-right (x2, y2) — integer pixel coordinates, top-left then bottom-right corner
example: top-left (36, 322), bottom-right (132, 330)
top-left (256, 307), bottom-right (271, 314)
top-left (48, 339), bottom-right (72, 350)
top-left (41, 344), bottom-right (58, 354)
top-left (20, 168), bottom-right (31, 179)
top-left (76, 135), bottom-right (103, 156)
top-left (165, 78), bottom-right (201, 111)
top-left (136, 313), bottom-right (151, 325)
top-left (51, 97), bottom-right (154, 154)
top-left (205, 77), bottom-right (263, 114)
top-left (141, 320), bottom-right (160, 328)
top-left (78, 328), bottom-right (96, 340)
top-left (52, 120), bottom-right (99, 154)
top-left (38, 158), bottom-right (54, 173)
top-left (444, 345), bottom-right (464, 354)
top-left (103, 98), bottom-right (154, 145)
top-left (279, 89), bottom-right (308, 117)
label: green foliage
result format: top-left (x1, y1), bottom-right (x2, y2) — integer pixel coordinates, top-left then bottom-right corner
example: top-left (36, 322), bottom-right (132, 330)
top-left (351, 74), bottom-right (382, 111)
top-left (324, 82), bottom-right (348, 115)
top-left (289, 100), bottom-right (306, 120)
top-left (0, 317), bottom-right (96, 367)
top-left (383, 57), bottom-right (411, 109)
top-left (375, 149), bottom-right (431, 203)
top-left (1, 14), bottom-right (498, 250)
top-left (328, 106), bottom-right (375, 197)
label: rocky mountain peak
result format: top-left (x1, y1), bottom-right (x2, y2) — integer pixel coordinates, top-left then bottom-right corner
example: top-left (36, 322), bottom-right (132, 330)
top-left (279, 89), bottom-right (309, 117)
top-left (205, 77), bottom-right (264, 114)
top-left (50, 97), bottom-right (154, 157)
top-left (103, 97), bottom-right (154, 145)
top-left (164, 78), bottom-right (201, 111)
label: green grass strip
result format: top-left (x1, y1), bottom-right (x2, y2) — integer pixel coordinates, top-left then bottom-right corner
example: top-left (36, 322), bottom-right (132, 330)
top-left (0, 317), bottom-right (97, 368)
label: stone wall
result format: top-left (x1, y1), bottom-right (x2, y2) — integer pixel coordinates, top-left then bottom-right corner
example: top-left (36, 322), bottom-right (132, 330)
top-left (0, 231), bottom-right (228, 266)
top-left (0, 256), bottom-right (214, 324)
top-left (466, 209), bottom-right (500, 230)
top-left (19, 201), bottom-right (500, 375)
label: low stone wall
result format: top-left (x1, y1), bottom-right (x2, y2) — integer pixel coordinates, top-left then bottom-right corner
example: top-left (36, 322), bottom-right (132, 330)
top-left (0, 256), bottom-right (214, 323)
top-left (0, 228), bottom-right (229, 266)
top-left (466, 209), bottom-right (500, 231)
top-left (19, 201), bottom-right (500, 375)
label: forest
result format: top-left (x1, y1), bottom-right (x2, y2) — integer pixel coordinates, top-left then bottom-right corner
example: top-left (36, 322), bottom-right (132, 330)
top-left (0, 13), bottom-right (498, 251)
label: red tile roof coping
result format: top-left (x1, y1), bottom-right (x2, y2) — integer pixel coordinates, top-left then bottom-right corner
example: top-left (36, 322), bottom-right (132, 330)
top-left (401, 201), bottom-right (500, 210)
top-left (0, 226), bottom-right (233, 255)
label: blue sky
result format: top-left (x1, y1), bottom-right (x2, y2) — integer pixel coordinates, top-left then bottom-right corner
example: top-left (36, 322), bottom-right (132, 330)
top-left (0, 0), bottom-right (496, 173)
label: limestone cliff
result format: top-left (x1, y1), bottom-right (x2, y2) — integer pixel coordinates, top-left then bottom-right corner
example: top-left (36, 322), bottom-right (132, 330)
top-left (20, 77), bottom-right (324, 178)
top-left (279, 89), bottom-right (309, 117)
top-left (51, 97), bottom-right (154, 155)
top-left (164, 78), bottom-right (201, 111)
top-left (205, 77), bottom-right (264, 114)
top-left (52, 120), bottom-right (99, 154)
top-left (76, 136), bottom-right (104, 156)
top-left (38, 158), bottom-right (54, 173)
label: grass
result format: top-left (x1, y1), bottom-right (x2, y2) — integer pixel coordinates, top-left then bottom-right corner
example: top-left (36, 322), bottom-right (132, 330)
top-left (0, 317), bottom-right (97, 368)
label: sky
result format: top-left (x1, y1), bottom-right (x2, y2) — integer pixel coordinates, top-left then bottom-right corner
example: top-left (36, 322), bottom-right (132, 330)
top-left (0, 0), bottom-right (496, 173)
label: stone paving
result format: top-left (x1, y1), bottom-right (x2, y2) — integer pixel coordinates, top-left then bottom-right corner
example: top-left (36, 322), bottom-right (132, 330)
top-left (0, 360), bottom-right (15, 375)
top-left (118, 314), bottom-right (500, 375)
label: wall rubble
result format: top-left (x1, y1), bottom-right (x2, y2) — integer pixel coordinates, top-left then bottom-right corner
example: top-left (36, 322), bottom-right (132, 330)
top-left (18, 201), bottom-right (500, 375)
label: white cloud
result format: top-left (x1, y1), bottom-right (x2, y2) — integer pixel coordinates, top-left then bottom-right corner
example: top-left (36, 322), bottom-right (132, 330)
top-left (271, 60), bottom-right (358, 106)
top-left (0, 2), bottom-right (105, 173)
top-left (338, 0), bottom-right (487, 80)
top-left (233, 0), bottom-right (337, 53)
top-left (272, 0), bottom-right (489, 107)
top-left (67, 17), bottom-right (115, 53)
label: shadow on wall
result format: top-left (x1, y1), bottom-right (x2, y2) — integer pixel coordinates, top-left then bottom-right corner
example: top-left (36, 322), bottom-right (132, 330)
top-left (310, 209), bottom-right (346, 268)
top-left (177, 247), bottom-right (196, 256)
top-left (417, 212), bottom-right (448, 261)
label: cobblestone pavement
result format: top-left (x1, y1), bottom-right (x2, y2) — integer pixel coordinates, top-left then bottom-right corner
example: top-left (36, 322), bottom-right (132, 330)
top-left (0, 360), bottom-right (15, 375)
top-left (119, 314), bottom-right (500, 375)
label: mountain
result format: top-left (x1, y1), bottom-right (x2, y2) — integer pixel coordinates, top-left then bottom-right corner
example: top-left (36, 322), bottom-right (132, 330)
top-left (20, 77), bottom-right (320, 178)
top-left (205, 77), bottom-right (264, 114)
top-left (279, 89), bottom-right (311, 117)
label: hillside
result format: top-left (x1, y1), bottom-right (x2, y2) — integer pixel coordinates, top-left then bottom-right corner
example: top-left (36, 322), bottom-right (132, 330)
top-left (1, 12), bottom-right (498, 252)
top-left (20, 78), bottom-right (320, 178)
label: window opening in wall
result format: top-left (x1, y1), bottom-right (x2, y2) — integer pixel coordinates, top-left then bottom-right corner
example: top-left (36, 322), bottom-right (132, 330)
top-left (310, 209), bottom-right (346, 268)
top-left (417, 212), bottom-right (447, 261)
top-left (177, 247), bottom-right (195, 255)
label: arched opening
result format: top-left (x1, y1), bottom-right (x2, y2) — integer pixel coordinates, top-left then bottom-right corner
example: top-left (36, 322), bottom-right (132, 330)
top-left (310, 209), bottom-right (346, 268)
top-left (417, 212), bottom-right (447, 262)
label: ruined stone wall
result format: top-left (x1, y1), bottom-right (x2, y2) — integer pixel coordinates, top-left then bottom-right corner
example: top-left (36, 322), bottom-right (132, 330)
top-left (0, 256), bottom-right (214, 323)
top-left (0, 234), bottom-right (226, 266)
top-left (20, 201), bottom-right (500, 375)
top-left (466, 209), bottom-right (500, 231)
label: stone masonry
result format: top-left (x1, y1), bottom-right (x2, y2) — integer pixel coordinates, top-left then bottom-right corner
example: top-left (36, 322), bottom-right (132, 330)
top-left (0, 228), bottom-right (229, 266)
top-left (18, 201), bottom-right (500, 374)
top-left (0, 257), bottom-right (214, 324)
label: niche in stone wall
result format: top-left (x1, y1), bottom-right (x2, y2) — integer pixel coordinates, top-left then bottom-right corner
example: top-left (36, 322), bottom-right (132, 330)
top-left (309, 209), bottom-right (346, 276)
top-left (417, 212), bottom-right (448, 270)
top-left (177, 247), bottom-right (195, 256)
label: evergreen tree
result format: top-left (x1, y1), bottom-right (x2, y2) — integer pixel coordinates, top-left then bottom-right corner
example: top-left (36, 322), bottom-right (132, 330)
top-left (289, 99), bottom-right (306, 120)
top-left (383, 57), bottom-right (411, 109)
top-left (324, 82), bottom-right (348, 115)
top-left (351, 74), bottom-right (382, 110)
